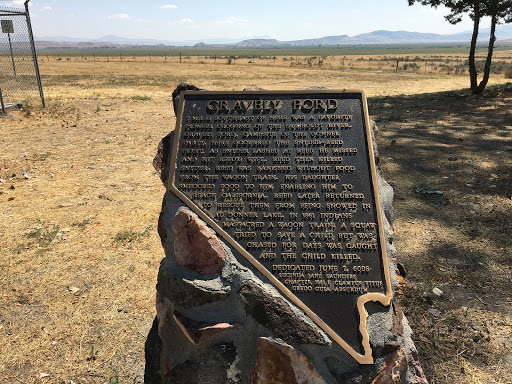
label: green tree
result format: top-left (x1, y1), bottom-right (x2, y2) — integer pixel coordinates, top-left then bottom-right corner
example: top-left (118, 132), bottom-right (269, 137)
top-left (408, 0), bottom-right (512, 94)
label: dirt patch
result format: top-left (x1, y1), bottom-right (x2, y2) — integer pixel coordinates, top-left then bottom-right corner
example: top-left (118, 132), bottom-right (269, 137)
top-left (0, 96), bottom-right (170, 383)
top-left (370, 85), bottom-right (512, 384)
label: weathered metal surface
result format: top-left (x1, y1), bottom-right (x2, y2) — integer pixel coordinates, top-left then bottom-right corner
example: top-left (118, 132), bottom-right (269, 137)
top-left (168, 90), bottom-right (392, 363)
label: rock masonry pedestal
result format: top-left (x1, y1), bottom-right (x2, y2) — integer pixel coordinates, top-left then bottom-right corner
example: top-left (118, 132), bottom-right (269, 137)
top-left (144, 84), bottom-right (429, 384)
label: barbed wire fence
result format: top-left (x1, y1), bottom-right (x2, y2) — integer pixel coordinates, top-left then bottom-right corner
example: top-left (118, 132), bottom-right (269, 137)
top-left (0, 1), bottom-right (44, 110)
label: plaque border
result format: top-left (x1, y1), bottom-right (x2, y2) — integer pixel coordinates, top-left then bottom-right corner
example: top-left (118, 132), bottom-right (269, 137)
top-left (168, 90), bottom-right (393, 364)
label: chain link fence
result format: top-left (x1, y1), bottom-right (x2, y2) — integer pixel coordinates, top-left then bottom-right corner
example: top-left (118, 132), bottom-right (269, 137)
top-left (0, 2), bottom-right (44, 108)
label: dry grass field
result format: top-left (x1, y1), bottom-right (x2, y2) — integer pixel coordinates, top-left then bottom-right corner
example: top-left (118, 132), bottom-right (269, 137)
top-left (1, 54), bottom-right (511, 383)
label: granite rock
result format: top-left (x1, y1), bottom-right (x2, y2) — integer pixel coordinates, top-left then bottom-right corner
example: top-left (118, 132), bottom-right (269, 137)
top-left (173, 311), bottom-right (234, 345)
top-left (172, 207), bottom-right (226, 275)
top-left (240, 281), bottom-right (328, 345)
top-left (408, 350), bottom-right (429, 384)
top-left (251, 337), bottom-right (327, 384)
top-left (144, 317), bottom-right (163, 384)
top-left (153, 131), bottom-right (173, 187)
top-left (156, 272), bottom-right (231, 309)
top-left (164, 342), bottom-right (238, 384)
top-left (370, 349), bottom-right (407, 384)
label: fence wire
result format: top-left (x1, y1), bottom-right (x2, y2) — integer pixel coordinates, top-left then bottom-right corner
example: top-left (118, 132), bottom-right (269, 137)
top-left (0, 4), bottom-right (44, 106)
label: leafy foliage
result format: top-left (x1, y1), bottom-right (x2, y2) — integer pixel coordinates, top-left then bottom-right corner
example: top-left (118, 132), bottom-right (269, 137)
top-left (408, 0), bottom-right (512, 94)
top-left (408, 0), bottom-right (512, 25)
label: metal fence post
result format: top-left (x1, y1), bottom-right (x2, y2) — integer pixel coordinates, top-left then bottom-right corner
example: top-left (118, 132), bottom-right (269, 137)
top-left (0, 87), bottom-right (5, 114)
top-left (24, 0), bottom-right (45, 107)
top-left (1, 3), bottom-right (45, 105)
top-left (7, 32), bottom-right (17, 78)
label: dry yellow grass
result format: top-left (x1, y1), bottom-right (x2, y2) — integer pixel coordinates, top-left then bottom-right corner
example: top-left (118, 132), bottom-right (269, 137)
top-left (1, 96), bottom-right (169, 383)
top-left (38, 55), bottom-right (512, 98)
top-left (0, 56), bottom-right (511, 383)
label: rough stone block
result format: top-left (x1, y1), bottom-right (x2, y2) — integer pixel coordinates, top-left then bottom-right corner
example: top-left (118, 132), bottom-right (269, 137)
top-left (145, 84), bottom-right (429, 384)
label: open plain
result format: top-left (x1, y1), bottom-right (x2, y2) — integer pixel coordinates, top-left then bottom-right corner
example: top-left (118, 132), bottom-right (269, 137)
top-left (1, 53), bottom-right (511, 383)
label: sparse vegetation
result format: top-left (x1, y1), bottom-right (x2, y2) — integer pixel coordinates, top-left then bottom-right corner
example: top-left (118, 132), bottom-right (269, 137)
top-left (130, 95), bottom-right (152, 101)
top-left (114, 225), bottom-right (153, 246)
top-left (25, 220), bottom-right (60, 248)
top-left (21, 100), bottom-right (34, 116)
top-left (108, 371), bottom-right (120, 384)
top-left (39, 41), bottom-right (512, 58)
top-left (72, 217), bottom-right (94, 229)
top-left (9, 220), bottom-right (61, 254)
top-left (34, 46), bottom-right (512, 80)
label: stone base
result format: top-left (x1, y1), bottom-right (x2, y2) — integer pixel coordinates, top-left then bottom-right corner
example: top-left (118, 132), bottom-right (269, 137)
top-left (144, 84), bottom-right (428, 384)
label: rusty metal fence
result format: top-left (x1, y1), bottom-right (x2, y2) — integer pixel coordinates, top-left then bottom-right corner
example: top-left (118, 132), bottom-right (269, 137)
top-left (0, 1), bottom-right (44, 108)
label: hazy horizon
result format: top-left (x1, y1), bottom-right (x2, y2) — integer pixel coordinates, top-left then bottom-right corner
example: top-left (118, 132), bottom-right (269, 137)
top-left (1, 0), bottom-right (495, 42)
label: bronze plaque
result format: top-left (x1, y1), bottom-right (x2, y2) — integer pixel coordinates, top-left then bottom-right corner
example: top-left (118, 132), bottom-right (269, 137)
top-left (168, 90), bottom-right (392, 364)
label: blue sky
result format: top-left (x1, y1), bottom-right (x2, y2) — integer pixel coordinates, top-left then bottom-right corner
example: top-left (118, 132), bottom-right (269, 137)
top-left (2, 0), bottom-right (493, 41)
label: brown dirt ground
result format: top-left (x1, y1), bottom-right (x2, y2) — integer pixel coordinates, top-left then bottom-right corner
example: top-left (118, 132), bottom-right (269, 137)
top-left (0, 58), bottom-right (511, 383)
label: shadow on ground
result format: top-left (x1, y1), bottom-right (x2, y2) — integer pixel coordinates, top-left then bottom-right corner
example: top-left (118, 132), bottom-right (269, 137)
top-left (368, 83), bottom-right (512, 383)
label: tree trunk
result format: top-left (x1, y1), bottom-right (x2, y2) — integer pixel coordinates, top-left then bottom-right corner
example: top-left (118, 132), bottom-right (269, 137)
top-left (476, 13), bottom-right (497, 94)
top-left (469, 1), bottom-right (480, 94)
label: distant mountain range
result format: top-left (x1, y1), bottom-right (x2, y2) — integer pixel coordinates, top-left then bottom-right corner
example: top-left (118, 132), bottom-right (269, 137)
top-left (34, 34), bottom-right (264, 47)
top-left (35, 25), bottom-right (512, 49)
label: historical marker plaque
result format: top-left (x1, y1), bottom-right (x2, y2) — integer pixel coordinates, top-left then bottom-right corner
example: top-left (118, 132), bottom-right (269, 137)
top-left (168, 90), bottom-right (392, 364)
